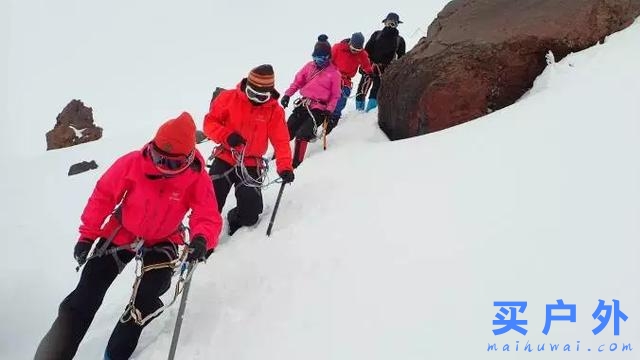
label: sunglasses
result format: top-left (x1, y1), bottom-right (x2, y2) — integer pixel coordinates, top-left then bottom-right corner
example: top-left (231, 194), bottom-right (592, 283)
top-left (385, 21), bottom-right (398, 28)
top-left (245, 84), bottom-right (271, 104)
top-left (349, 45), bottom-right (363, 53)
top-left (147, 143), bottom-right (195, 174)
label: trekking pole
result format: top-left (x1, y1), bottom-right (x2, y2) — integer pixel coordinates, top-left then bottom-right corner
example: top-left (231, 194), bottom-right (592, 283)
top-left (322, 117), bottom-right (328, 151)
top-left (266, 182), bottom-right (286, 236)
top-left (167, 261), bottom-right (197, 360)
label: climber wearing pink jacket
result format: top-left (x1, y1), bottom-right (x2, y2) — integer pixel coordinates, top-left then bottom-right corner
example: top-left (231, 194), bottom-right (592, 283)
top-left (280, 34), bottom-right (341, 168)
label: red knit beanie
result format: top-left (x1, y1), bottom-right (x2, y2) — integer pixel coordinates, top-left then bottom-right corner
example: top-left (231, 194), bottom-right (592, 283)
top-left (152, 112), bottom-right (196, 155)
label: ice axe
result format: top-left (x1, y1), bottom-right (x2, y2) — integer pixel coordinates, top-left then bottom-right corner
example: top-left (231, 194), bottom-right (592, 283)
top-left (322, 117), bottom-right (328, 151)
top-left (167, 260), bottom-right (197, 360)
top-left (266, 182), bottom-right (287, 236)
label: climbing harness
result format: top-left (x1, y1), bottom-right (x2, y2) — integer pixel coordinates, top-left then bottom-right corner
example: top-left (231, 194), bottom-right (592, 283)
top-left (293, 97), bottom-right (327, 143)
top-left (119, 227), bottom-right (198, 327)
top-left (76, 223), bottom-right (143, 273)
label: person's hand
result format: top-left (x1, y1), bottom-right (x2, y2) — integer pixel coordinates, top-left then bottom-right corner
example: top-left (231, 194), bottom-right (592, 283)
top-left (187, 236), bottom-right (207, 262)
top-left (227, 132), bottom-right (246, 147)
top-left (279, 170), bottom-right (295, 184)
top-left (281, 95), bottom-right (290, 108)
top-left (74, 240), bottom-right (92, 266)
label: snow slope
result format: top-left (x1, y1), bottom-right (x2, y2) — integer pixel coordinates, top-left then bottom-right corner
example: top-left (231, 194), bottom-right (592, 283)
top-left (3, 1), bottom-right (640, 359)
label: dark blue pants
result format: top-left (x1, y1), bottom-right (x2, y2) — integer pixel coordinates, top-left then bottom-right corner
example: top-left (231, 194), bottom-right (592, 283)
top-left (332, 86), bottom-right (352, 121)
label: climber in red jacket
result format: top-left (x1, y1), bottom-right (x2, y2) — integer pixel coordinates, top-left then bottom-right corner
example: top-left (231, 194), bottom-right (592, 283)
top-left (35, 111), bottom-right (222, 360)
top-left (204, 64), bottom-right (294, 236)
top-left (328, 32), bottom-right (374, 133)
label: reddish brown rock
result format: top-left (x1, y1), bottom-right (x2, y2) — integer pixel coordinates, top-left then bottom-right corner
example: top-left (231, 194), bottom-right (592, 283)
top-left (46, 99), bottom-right (103, 150)
top-left (378, 0), bottom-right (640, 140)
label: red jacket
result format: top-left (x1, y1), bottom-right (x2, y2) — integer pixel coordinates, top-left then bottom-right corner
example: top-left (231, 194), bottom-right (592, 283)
top-left (203, 80), bottom-right (293, 173)
top-left (331, 39), bottom-right (373, 88)
top-left (78, 148), bottom-right (221, 250)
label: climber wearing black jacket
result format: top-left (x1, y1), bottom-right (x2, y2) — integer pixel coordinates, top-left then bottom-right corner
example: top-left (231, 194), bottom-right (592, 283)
top-left (356, 12), bottom-right (406, 112)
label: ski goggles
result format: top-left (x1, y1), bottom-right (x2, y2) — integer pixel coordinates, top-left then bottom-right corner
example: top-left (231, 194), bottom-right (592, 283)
top-left (349, 45), bottom-right (363, 53)
top-left (245, 84), bottom-right (271, 104)
top-left (147, 143), bottom-right (195, 174)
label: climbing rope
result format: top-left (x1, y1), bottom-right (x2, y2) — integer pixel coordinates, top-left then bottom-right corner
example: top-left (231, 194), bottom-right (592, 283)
top-left (348, 63), bottom-right (381, 99)
top-left (294, 97), bottom-right (327, 143)
top-left (120, 229), bottom-right (198, 327)
top-left (209, 146), bottom-right (282, 189)
top-left (230, 147), bottom-right (281, 188)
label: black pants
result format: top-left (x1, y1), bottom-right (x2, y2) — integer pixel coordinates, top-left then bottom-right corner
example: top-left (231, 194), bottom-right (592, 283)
top-left (209, 158), bottom-right (263, 234)
top-left (356, 63), bottom-right (387, 101)
top-left (287, 106), bottom-right (327, 168)
top-left (287, 106), bottom-right (327, 142)
top-left (34, 239), bottom-right (177, 360)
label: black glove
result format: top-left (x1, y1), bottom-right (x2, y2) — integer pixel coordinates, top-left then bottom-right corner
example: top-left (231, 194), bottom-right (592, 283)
top-left (279, 170), bottom-right (295, 184)
top-left (280, 95), bottom-right (290, 108)
top-left (187, 236), bottom-right (207, 262)
top-left (74, 240), bottom-right (92, 266)
top-left (227, 132), bottom-right (246, 147)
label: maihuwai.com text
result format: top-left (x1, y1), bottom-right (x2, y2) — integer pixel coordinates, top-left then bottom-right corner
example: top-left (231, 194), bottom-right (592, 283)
top-left (487, 341), bottom-right (632, 353)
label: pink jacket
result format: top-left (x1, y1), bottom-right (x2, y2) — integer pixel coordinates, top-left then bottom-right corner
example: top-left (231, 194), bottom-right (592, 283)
top-left (284, 61), bottom-right (341, 112)
top-left (78, 148), bottom-right (222, 250)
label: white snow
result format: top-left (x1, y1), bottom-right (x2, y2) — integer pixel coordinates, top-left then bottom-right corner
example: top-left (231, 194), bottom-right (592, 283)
top-left (69, 126), bottom-right (85, 138)
top-left (3, 1), bottom-right (640, 359)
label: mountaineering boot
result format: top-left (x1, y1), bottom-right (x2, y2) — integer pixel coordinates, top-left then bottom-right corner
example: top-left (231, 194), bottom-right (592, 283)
top-left (355, 100), bottom-right (365, 111)
top-left (365, 99), bottom-right (378, 112)
top-left (227, 208), bottom-right (242, 236)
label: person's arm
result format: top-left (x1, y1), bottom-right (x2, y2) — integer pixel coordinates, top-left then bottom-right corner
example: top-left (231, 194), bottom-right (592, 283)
top-left (359, 50), bottom-right (374, 74)
top-left (397, 36), bottom-right (406, 59)
top-left (284, 63), bottom-right (310, 97)
top-left (268, 106), bottom-right (293, 173)
top-left (203, 91), bottom-right (234, 146)
top-left (78, 152), bottom-right (134, 241)
top-left (364, 31), bottom-right (378, 58)
top-left (326, 71), bottom-right (342, 112)
top-left (188, 170), bottom-right (223, 250)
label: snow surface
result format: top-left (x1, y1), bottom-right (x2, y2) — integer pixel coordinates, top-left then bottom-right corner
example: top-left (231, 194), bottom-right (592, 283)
top-left (3, 1), bottom-right (640, 359)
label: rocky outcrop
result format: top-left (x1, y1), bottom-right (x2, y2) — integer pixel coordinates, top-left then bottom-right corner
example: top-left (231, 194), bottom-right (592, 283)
top-left (46, 100), bottom-right (103, 150)
top-left (378, 0), bottom-right (640, 140)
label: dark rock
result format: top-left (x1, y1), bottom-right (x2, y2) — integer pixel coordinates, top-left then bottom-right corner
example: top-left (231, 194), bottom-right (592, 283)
top-left (46, 100), bottom-right (104, 150)
top-left (68, 160), bottom-right (98, 176)
top-left (378, 0), bottom-right (640, 140)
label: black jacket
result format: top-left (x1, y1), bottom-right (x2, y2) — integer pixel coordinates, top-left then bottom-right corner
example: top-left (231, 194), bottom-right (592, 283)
top-left (364, 27), bottom-right (406, 66)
